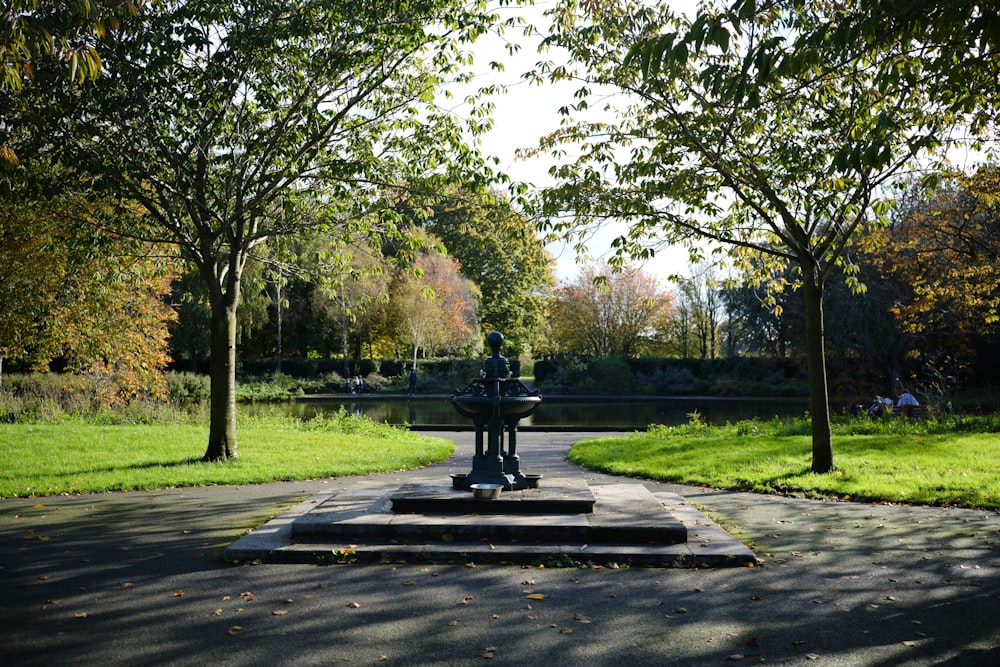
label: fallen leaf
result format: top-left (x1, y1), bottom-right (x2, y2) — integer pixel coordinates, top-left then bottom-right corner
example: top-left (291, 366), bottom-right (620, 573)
top-left (559, 627), bottom-right (573, 634)
top-left (272, 609), bottom-right (288, 616)
top-left (403, 581), bottom-right (416, 586)
top-left (347, 601), bottom-right (361, 608)
top-left (227, 626), bottom-right (242, 636)
top-left (213, 609), bottom-right (223, 616)
top-left (902, 640), bottom-right (918, 647)
top-left (573, 613), bottom-right (591, 623)
top-left (172, 591), bottom-right (185, 598)
top-left (525, 594), bottom-right (546, 600)
top-left (240, 591), bottom-right (254, 601)
top-left (727, 655), bottom-right (745, 661)
top-left (448, 620), bottom-right (461, 626)
top-left (806, 653), bottom-right (820, 660)
top-left (74, 611), bottom-right (89, 619)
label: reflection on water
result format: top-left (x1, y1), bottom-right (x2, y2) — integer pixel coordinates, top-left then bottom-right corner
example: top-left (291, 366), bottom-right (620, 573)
top-left (248, 396), bottom-right (808, 429)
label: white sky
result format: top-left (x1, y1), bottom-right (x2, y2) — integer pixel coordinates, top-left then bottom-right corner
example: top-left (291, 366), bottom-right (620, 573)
top-left (456, 0), bottom-right (696, 284)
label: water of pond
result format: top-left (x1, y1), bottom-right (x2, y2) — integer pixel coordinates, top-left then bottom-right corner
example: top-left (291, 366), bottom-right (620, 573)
top-left (254, 395), bottom-right (809, 429)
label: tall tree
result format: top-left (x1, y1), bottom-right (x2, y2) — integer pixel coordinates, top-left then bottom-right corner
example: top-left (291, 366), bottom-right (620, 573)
top-left (531, 0), bottom-right (952, 472)
top-left (17, 0), bottom-right (509, 460)
top-left (390, 249), bottom-right (481, 367)
top-left (547, 262), bottom-right (674, 357)
top-left (425, 190), bottom-right (555, 355)
top-left (306, 237), bottom-right (390, 377)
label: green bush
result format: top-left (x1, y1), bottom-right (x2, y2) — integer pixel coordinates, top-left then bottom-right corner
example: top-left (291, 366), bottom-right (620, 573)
top-left (166, 371), bottom-right (210, 402)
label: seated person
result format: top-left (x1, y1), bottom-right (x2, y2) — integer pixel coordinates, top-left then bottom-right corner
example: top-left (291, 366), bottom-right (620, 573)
top-left (896, 391), bottom-right (919, 417)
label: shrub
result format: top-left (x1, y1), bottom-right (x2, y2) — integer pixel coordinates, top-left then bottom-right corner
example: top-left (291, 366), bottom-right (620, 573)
top-left (166, 372), bottom-right (211, 402)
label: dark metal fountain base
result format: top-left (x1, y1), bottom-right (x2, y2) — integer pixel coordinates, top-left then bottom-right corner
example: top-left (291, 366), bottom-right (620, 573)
top-left (224, 480), bottom-right (757, 568)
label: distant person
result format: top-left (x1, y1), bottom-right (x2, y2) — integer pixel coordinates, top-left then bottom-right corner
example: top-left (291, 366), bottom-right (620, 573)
top-left (408, 368), bottom-right (417, 395)
top-left (896, 390), bottom-right (919, 417)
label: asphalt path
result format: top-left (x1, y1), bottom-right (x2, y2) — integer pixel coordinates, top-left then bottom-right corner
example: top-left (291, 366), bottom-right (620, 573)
top-left (2, 430), bottom-right (998, 666)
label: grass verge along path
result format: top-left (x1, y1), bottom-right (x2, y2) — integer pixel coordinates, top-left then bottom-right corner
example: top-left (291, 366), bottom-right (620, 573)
top-left (0, 417), bottom-right (453, 498)
top-left (569, 419), bottom-right (1000, 510)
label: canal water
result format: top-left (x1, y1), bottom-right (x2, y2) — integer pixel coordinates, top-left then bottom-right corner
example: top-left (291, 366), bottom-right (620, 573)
top-left (256, 395), bottom-right (809, 429)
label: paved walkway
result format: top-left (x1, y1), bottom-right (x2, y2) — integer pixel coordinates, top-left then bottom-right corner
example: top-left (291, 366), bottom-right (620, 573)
top-left (2, 431), bottom-right (998, 666)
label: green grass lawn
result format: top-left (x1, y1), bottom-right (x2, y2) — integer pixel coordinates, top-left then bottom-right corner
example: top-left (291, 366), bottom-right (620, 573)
top-left (5, 410), bottom-right (999, 509)
top-left (569, 418), bottom-right (1000, 510)
top-left (0, 415), bottom-right (454, 498)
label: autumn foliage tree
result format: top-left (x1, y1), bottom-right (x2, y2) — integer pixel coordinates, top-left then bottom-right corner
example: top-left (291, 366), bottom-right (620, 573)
top-left (868, 165), bottom-right (1000, 390)
top-left (547, 263), bottom-right (674, 357)
top-left (0, 195), bottom-right (175, 401)
top-left (390, 248), bottom-right (481, 369)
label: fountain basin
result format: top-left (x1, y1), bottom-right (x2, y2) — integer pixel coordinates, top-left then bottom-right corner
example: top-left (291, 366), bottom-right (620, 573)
top-left (450, 394), bottom-right (541, 420)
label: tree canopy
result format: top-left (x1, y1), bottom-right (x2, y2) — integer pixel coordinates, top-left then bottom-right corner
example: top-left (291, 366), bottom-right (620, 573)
top-left (546, 262), bottom-right (673, 358)
top-left (530, 0), bottom-right (963, 472)
top-left (9, 0), bottom-right (514, 460)
top-left (0, 190), bottom-right (175, 400)
top-left (425, 190), bottom-right (555, 355)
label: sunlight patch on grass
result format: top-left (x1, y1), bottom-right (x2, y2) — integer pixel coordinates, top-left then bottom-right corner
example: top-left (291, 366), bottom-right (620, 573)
top-left (569, 420), bottom-right (1000, 509)
top-left (0, 418), bottom-right (453, 498)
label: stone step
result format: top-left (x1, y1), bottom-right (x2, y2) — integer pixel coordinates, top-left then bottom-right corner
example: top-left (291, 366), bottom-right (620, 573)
top-left (291, 481), bottom-right (686, 545)
top-left (390, 479), bottom-right (596, 515)
top-left (223, 486), bottom-right (758, 568)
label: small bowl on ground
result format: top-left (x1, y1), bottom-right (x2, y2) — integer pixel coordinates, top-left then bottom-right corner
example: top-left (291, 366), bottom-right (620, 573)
top-left (469, 483), bottom-right (502, 500)
top-left (523, 473), bottom-right (543, 489)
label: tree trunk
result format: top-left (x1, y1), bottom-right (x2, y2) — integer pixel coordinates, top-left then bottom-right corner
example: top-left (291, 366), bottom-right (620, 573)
top-left (801, 264), bottom-right (834, 473)
top-left (203, 298), bottom-right (239, 461)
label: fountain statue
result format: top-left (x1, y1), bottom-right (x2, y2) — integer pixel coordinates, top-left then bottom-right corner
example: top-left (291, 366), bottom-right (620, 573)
top-left (450, 331), bottom-right (541, 491)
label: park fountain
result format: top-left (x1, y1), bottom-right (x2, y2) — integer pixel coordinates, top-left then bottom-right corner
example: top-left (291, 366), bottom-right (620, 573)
top-left (223, 333), bottom-right (755, 568)
top-left (449, 331), bottom-right (541, 492)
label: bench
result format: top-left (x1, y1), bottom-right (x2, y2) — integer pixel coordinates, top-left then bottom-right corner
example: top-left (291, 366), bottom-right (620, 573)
top-left (898, 404), bottom-right (929, 421)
